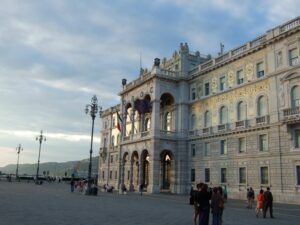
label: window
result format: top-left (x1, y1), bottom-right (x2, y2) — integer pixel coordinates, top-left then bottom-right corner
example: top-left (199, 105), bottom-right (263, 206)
top-left (127, 170), bottom-right (130, 181)
top-left (164, 112), bottom-right (171, 131)
top-left (289, 48), bottom-right (299, 66)
top-left (239, 167), bottom-right (246, 184)
top-left (103, 138), bottom-right (107, 148)
top-left (191, 169), bottom-right (195, 182)
top-left (256, 62), bottom-right (264, 78)
top-left (145, 118), bottom-right (151, 131)
top-left (237, 70), bottom-right (244, 85)
top-left (204, 111), bottom-right (210, 127)
top-left (238, 137), bottom-right (246, 153)
top-left (291, 86), bottom-right (300, 108)
top-left (117, 134), bottom-right (120, 145)
top-left (204, 142), bottom-right (210, 156)
top-left (205, 168), bottom-right (210, 183)
top-left (220, 106), bottom-right (228, 124)
top-left (110, 155), bottom-right (113, 163)
top-left (221, 168), bottom-right (227, 183)
top-left (191, 88), bottom-right (196, 100)
top-left (237, 101), bottom-right (247, 121)
top-left (109, 171), bottom-right (112, 179)
top-left (260, 167), bottom-right (269, 184)
top-left (257, 96), bottom-right (267, 117)
top-left (111, 136), bottom-right (115, 146)
top-left (102, 171), bottom-right (105, 180)
top-left (115, 171), bottom-right (117, 179)
top-left (191, 114), bottom-right (196, 130)
top-left (205, 82), bottom-right (210, 96)
top-left (259, 134), bottom-right (268, 151)
top-left (297, 165), bottom-right (300, 185)
top-left (295, 130), bottom-right (300, 148)
top-left (220, 140), bottom-right (227, 155)
top-left (116, 154), bottom-right (119, 162)
top-left (219, 76), bottom-right (226, 91)
top-left (191, 144), bottom-right (196, 157)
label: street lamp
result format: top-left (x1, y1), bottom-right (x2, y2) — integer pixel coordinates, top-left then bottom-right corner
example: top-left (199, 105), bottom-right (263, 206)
top-left (16, 144), bottom-right (23, 179)
top-left (35, 130), bottom-right (46, 184)
top-left (85, 95), bottom-right (102, 195)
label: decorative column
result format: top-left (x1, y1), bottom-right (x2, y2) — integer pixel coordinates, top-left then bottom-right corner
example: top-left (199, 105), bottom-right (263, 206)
top-left (131, 109), bottom-right (135, 139)
top-left (129, 159), bottom-right (134, 191)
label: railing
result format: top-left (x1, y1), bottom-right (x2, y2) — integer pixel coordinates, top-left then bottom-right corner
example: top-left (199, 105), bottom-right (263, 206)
top-left (250, 35), bottom-right (266, 48)
top-left (218, 124), bottom-right (227, 131)
top-left (141, 131), bottom-right (150, 137)
top-left (215, 52), bottom-right (230, 64)
top-left (256, 115), bottom-right (269, 124)
top-left (280, 17), bottom-right (300, 33)
top-left (283, 107), bottom-right (300, 116)
top-left (123, 136), bottom-right (130, 141)
top-left (236, 120), bottom-right (248, 128)
top-left (201, 60), bottom-right (214, 70)
top-left (231, 44), bottom-right (248, 56)
top-left (202, 127), bottom-right (212, 134)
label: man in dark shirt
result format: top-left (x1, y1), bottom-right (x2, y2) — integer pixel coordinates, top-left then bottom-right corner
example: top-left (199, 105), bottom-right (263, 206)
top-left (263, 187), bottom-right (274, 218)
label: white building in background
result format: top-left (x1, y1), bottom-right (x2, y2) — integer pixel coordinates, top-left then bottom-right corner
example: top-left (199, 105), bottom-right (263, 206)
top-left (99, 17), bottom-right (300, 203)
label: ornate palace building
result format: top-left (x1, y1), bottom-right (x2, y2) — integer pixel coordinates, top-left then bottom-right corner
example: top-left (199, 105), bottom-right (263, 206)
top-left (99, 17), bottom-right (300, 203)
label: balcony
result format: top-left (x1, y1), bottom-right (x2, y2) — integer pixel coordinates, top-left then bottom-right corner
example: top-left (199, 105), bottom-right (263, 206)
top-left (256, 115), bottom-right (269, 125)
top-left (218, 124), bottom-right (229, 132)
top-left (235, 120), bottom-right (248, 128)
top-left (282, 107), bottom-right (300, 124)
top-left (202, 127), bottom-right (212, 135)
top-left (141, 131), bottom-right (150, 137)
top-left (123, 136), bottom-right (130, 141)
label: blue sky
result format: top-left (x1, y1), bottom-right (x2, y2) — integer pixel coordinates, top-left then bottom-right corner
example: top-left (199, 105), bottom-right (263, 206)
top-left (0, 0), bottom-right (299, 168)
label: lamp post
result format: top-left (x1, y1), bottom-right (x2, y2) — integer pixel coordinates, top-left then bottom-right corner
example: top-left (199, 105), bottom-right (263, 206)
top-left (16, 144), bottom-right (23, 179)
top-left (85, 95), bottom-right (102, 195)
top-left (35, 130), bottom-right (46, 183)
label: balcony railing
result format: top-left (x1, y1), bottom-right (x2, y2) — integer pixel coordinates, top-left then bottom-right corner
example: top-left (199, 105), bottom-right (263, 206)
top-left (202, 127), bottom-right (212, 134)
top-left (218, 124), bottom-right (228, 131)
top-left (123, 136), bottom-right (130, 141)
top-left (284, 106), bottom-right (300, 116)
top-left (256, 115), bottom-right (269, 125)
top-left (236, 120), bottom-right (248, 128)
top-left (141, 131), bottom-right (150, 137)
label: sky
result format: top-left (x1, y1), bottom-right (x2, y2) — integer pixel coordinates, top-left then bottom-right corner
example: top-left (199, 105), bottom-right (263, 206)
top-left (0, 0), bottom-right (299, 168)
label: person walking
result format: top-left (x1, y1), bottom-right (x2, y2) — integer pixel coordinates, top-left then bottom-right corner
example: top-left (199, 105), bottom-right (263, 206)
top-left (263, 187), bottom-right (274, 218)
top-left (193, 183), bottom-right (203, 225)
top-left (247, 187), bottom-right (255, 209)
top-left (198, 184), bottom-right (211, 225)
top-left (211, 187), bottom-right (224, 225)
top-left (70, 178), bottom-right (75, 193)
top-left (256, 189), bottom-right (265, 218)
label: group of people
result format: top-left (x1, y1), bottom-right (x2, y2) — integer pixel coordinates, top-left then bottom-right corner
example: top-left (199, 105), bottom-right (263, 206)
top-left (253, 187), bottom-right (274, 219)
top-left (190, 183), bottom-right (226, 225)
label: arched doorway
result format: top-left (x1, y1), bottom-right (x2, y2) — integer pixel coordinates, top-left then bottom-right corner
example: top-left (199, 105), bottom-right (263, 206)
top-left (160, 93), bottom-right (175, 131)
top-left (122, 152), bottom-right (129, 189)
top-left (130, 151), bottom-right (139, 191)
top-left (160, 150), bottom-right (173, 191)
top-left (141, 150), bottom-right (150, 190)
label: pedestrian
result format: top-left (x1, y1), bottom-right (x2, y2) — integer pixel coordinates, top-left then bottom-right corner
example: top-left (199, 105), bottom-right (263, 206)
top-left (139, 183), bottom-right (143, 196)
top-left (263, 187), bottom-right (274, 218)
top-left (256, 189), bottom-right (265, 218)
top-left (198, 184), bottom-right (211, 225)
top-left (248, 187), bottom-right (254, 209)
top-left (189, 186), bottom-right (195, 205)
top-left (70, 178), bottom-right (75, 193)
top-left (193, 183), bottom-right (203, 225)
top-left (211, 187), bottom-right (224, 225)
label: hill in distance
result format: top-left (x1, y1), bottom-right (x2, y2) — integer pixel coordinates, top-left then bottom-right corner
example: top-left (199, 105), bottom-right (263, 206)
top-left (0, 156), bottom-right (99, 177)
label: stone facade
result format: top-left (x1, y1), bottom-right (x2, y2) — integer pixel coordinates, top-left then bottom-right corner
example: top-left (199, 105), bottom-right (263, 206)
top-left (98, 17), bottom-right (300, 203)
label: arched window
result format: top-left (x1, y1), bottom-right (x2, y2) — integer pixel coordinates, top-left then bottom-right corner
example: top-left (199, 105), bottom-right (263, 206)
top-left (204, 111), bottom-right (210, 127)
top-left (111, 136), bottom-right (115, 146)
top-left (291, 86), bottom-right (300, 107)
top-left (220, 106), bottom-right (228, 124)
top-left (103, 138), bottom-right (107, 147)
top-left (145, 118), bottom-right (151, 131)
top-left (257, 96), bottom-right (267, 116)
top-left (191, 114), bottom-right (196, 130)
top-left (117, 134), bottom-right (120, 145)
top-left (164, 112), bottom-right (171, 131)
top-left (237, 101), bottom-right (247, 121)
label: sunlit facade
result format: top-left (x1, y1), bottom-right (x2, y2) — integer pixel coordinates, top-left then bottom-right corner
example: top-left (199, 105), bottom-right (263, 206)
top-left (99, 17), bottom-right (300, 203)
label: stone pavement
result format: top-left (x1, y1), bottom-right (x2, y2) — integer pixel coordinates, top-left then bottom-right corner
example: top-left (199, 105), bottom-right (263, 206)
top-left (0, 181), bottom-right (300, 225)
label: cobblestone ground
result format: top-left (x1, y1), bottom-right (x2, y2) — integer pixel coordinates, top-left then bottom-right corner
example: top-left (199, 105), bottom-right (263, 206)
top-left (0, 181), bottom-right (300, 225)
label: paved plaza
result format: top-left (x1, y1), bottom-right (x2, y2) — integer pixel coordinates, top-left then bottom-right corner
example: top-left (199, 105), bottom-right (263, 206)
top-left (0, 181), bottom-right (300, 225)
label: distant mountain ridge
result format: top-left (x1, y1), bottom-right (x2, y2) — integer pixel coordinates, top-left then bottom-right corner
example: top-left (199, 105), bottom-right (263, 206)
top-left (0, 156), bottom-right (99, 177)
